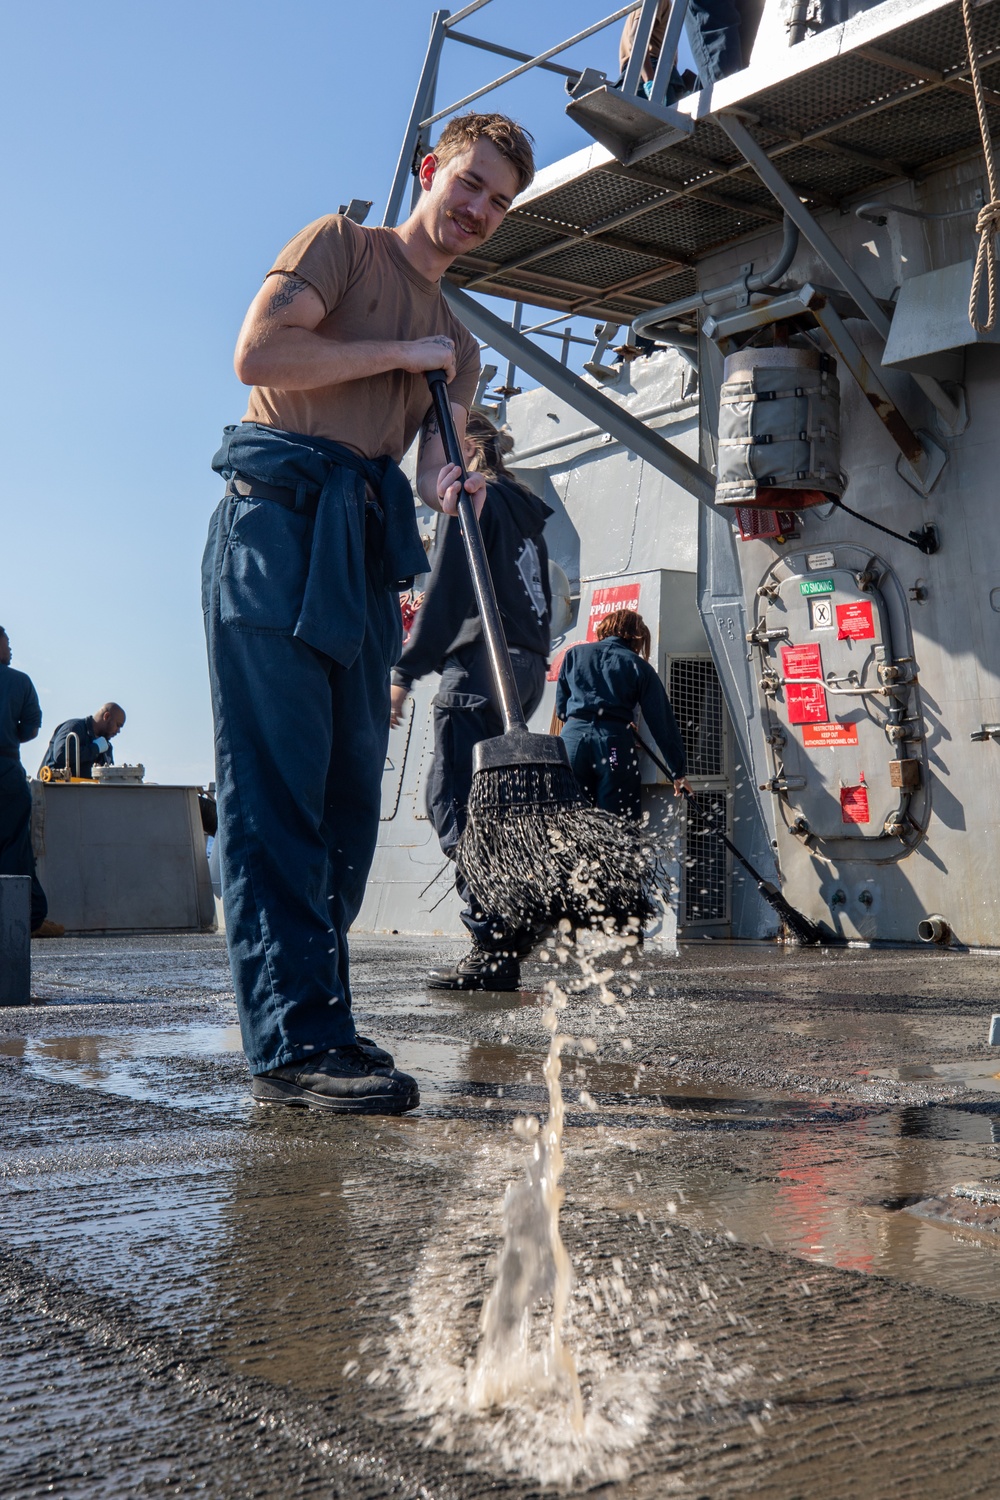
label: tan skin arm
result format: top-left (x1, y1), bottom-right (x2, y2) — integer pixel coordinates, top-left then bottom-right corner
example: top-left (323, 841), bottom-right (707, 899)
top-left (234, 272), bottom-right (460, 390)
top-left (233, 271), bottom-right (485, 518)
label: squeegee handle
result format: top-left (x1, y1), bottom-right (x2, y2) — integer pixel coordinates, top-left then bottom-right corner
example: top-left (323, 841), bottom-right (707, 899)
top-left (425, 369), bottom-right (527, 734)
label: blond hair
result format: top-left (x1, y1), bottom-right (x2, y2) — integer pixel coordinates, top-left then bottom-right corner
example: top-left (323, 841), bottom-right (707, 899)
top-left (433, 113), bottom-right (535, 195)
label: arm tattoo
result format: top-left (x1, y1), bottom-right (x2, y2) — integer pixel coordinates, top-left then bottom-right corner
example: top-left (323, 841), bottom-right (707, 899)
top-left (418, 411), bottom-right (440, 455)
top-left (266, 273), bottom-right (312, 316)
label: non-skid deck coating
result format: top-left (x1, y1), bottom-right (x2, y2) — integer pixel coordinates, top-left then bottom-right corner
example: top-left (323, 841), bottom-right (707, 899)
top-left (4, 934), bottom-right (1000, 1497)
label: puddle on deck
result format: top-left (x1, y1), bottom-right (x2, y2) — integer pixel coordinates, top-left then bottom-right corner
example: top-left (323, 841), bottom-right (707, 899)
top-left (5, 1017), bottom-right (1000, 1315)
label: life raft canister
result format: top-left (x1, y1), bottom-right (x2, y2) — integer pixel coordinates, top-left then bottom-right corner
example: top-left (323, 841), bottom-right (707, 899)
top-left (716, 346), bottom-right (843, 511)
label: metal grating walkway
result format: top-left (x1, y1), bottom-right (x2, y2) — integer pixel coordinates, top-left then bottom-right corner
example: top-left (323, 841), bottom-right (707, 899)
top-left (445, 0), bottom-right (1000, 322)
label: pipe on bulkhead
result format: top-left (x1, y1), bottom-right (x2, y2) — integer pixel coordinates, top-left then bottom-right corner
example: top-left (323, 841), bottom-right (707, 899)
top-left (917, 915), bottom-right (951, 945)
top-left (631, 216), bottom-right (800, 343)
top-left (786, 1), bottom-right (811, 47)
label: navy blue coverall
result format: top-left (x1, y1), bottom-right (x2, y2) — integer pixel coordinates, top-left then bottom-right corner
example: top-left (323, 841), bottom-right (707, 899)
top-left (556, 636), bottom-right (686, 821)
top-left (392, 476), bottom-right (552, 955)
top-left (0, 663), bottom-right (47, 929)
top-left (202, 422), bottom-right (426, 1076)
top-left (41, 716), bottom-right (114, 779)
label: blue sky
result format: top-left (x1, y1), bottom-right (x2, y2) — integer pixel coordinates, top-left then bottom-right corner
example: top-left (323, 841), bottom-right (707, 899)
top-left (1, 0), bottom-right (676, 784)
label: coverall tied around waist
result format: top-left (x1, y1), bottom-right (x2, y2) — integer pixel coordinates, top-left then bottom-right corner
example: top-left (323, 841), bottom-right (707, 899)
top-left (556, 636), bottom-right (687, 822)
top-left (202, 422), bottom-right (426, 1076)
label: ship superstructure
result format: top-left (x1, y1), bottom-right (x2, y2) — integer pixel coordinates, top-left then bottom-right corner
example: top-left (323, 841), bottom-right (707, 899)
top-left (362, 0), bottom-right (1000, 947)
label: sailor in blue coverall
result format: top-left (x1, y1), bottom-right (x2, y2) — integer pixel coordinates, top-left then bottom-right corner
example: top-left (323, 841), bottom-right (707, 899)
top-left (556, 608), bottom-right (689, 820)
top-left (0, 625), bottom-right (49, 931)
top-left (201, 114), bottom-right (535, 1114)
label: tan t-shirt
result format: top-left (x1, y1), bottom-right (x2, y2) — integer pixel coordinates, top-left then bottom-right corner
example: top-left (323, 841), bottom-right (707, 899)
top-left (243, 216), bottom-right (480, 461)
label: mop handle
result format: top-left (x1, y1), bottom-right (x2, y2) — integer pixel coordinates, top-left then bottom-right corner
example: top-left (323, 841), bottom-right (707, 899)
top-left (631, 727), bottom-right (769, 886)
top-left (425, 370), bottom-right (527, 734)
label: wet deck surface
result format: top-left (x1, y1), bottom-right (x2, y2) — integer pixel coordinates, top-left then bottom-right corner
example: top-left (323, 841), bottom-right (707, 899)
top-left (4, 934), bottom-right (1000, 1497)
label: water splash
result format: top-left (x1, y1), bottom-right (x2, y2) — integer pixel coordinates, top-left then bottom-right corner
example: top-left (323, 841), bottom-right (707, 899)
top-left (467, 1017), bottom-right (582, 1425)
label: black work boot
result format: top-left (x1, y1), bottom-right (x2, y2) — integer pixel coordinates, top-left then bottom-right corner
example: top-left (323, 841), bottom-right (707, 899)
top-left (251, 1046), bottom-right (419, 1114)
top-left (427, 947), bottom-right (521, 992)
top-left (354, 1035), bottom-right (394, 1068)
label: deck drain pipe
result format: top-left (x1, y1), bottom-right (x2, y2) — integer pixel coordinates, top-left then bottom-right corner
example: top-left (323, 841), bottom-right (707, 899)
top-left (917, 914), bottom-right (951, 945)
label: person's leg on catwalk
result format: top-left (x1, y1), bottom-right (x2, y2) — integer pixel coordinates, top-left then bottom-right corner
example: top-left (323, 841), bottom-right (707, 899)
top-left (426, 642), bottom-right (546, 991)
top-left (685, 0), bottom-right (745, 85)
top-left (203, 489), bottom-right (418, 1112)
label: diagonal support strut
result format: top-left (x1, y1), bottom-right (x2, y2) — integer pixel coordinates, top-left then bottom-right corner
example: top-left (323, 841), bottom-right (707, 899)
top-left (443, 284), bottom-right (716, 507)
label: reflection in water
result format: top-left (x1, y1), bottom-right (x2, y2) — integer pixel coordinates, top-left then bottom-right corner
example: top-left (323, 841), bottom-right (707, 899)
top-left (0, 1026), bottom-right (246, 1111)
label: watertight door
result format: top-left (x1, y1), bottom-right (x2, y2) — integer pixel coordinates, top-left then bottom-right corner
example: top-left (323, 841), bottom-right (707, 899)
top-left (753, 559), bottom-right (920, 842)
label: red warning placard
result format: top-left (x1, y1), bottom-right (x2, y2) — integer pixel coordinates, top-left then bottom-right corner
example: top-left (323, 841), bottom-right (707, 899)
top-left (781, 643), bottom-right (822, 681)
top-left (587, 584), bottom-right (642, 641)
top-left (840, 783), bottom-right (870, 823)
top-left (836, 600), bottom-right (875, 641)
top-left (786, 682), bottom-right (829, 724)
top-left (802, 721), bottom-right (860, 747)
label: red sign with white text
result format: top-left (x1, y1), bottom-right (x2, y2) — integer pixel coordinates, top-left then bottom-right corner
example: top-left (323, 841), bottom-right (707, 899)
top-left (586, 584), bottom-right (642, 640)
top-left (803, 721), bottom-right (860, 747)
top-left (786, 682), bottom-right (829, 724)
top-left (836, 600), bottom-right (875, 640)
top-left (841, 783), bottom-right (870, 823)
top-left (781, 643), bottom-right (823, 681)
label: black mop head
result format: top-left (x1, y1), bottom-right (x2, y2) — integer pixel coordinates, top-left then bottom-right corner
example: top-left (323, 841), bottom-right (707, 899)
top-left (456, 731), bottom-right (662, 932)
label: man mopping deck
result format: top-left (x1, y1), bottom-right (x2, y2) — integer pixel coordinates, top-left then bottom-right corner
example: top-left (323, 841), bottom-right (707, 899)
top-left (203, 113), bottom-right (535, 1114)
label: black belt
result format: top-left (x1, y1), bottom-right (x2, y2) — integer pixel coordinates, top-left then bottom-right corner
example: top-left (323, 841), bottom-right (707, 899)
top-left (227, 475), bottom-right (300, 508)
top-left (226, 473), bottom-right (382, 520)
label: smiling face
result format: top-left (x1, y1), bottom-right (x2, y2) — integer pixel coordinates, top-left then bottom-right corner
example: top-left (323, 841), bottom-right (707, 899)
top-left (417, 139), bottom-right (520, 260)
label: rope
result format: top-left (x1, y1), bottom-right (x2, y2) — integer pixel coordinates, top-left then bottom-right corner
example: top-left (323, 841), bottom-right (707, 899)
top-left (963, 0), bottom-right (1000, 332)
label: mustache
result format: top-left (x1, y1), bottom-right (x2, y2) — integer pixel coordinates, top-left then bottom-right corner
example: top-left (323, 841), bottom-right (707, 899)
top-left (445, 208), bottom-right (485, 235)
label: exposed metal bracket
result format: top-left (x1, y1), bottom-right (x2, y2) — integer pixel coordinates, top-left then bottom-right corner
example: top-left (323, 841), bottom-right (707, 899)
top-left (810, 297), bottom-right (946, 497)
top-left (567, 2), bottom-right (695, 165)
top-left (583, 322), bottom-right (623, 384)
top-left (717, 113), bottom-right (965, 442)
top-left (443, 285), bottom-right (716, 508)
top-left (565, 85), bottom-right (694, 166)
top-left (472, 363), bottom-right (499, 416)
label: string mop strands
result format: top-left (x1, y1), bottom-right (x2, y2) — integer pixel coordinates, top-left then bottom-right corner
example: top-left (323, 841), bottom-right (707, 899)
top-left (424, 369), bottom-right (661, 933)
top-left (459, 759), bottom-right (660, 932)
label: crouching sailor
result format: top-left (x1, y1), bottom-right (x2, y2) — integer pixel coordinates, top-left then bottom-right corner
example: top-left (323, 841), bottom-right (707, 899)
top-left (202, 112), bottom-right (535, 1113)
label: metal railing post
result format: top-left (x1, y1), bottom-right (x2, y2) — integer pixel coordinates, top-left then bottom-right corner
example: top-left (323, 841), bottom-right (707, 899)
top-left (621, 0), bottom-right (661, 97)
top-left (498, 302), bottom-right (522, 395)
top-left (382, 9), bottom-right (450, 228)
top-left (647, 0), bottom-right (691, 107)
